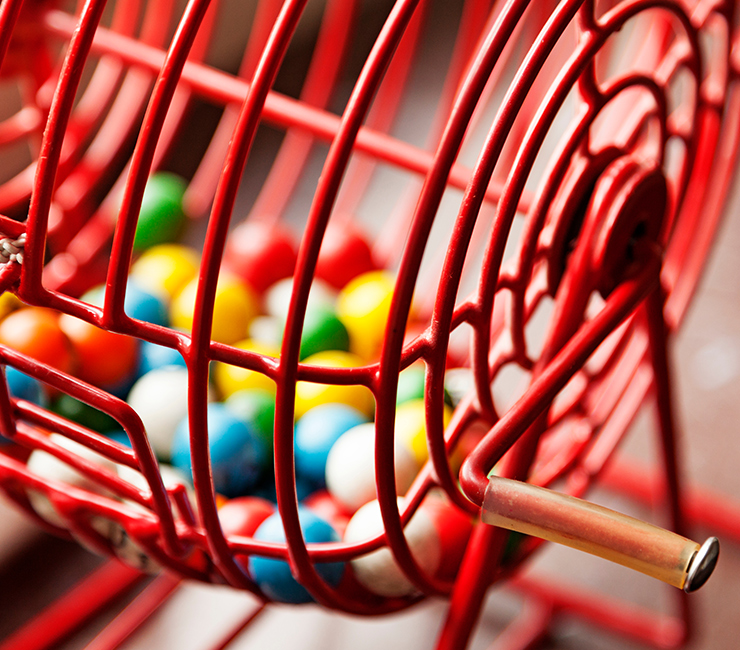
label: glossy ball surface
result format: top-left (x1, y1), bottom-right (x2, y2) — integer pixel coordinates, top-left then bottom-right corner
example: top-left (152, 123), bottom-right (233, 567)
top-left (315, 222), bottom-right (376, 290)
top-left (53, 394), bottom-right (119, 434)
top-left (58, 314), bottom-right (139, 389)
top-left (336, 271), bottom-right (396, 361)
top-left (130, 244), bottom-right (199, 300)
top-left (295, 350), bottom-right (374, 418)
top-left (83, 281), bottom-right (169, 327)
top-left (171, 403), bottom-right (268, 497)
top-left (137, 341), bottom-right (186, 376)
top-left (343, 498), bottom-right (440, 598)
top-left (5, 367), bottom-right (47, 406)
top-left (218, 496), bottom-right (276, 539)
top-left (297, 305), bottom-right (350, 361)
top-left (324, 423), bottom-right (418, 512)
top-left (264, 277), bottom-right (336, 321)
top-left (249, 508), bottom-right (344, 603)
top-left (171, 274), bottom-right (259, 345)
top-left (223, 389), bottom-right (275, 455)
top-left (294, 403), bottom-right (367, 488)
top-left (394, 399), bottom-right (453, 467)
top-left (0, 308), bottom-right (74, 374)
top-left (223, 221), bottom-right (297, 294)
top-left (127, 366), bottom-right (192, 461)
top-left (26, 433), bottom-right (119, 529)
top-left (132, 172), bottom-right (187, 252)
top-left (213, 339), bottom-right (278, 398)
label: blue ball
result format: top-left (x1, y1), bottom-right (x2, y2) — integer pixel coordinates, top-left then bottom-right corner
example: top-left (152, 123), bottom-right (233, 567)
top-left (294, 404), bottom-right (367, 488)
top-left (249, 507), bottom-right (344, 603)
top-left (5, 367), bottom-right (47, 406)
top-left (171, 403), bottom-right (268, 497)
top-left (137, 341), bottom-right (187, 376)
top-left (85, 281), bottom-right (169, 326)
top-left (252, 474), bottom-right (315, 504)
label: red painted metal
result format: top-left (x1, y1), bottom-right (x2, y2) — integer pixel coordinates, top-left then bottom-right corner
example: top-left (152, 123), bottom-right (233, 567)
top-left (0, 0), bottom-right (737, 648)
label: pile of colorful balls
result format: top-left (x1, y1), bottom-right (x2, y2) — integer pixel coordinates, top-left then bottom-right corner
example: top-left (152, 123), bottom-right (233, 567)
top-left (0, 173), bottom-right (477, 604)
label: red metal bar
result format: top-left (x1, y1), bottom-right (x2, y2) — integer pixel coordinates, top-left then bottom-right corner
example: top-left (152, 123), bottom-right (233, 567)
top-left (0, 560), bottom-right (144, 650)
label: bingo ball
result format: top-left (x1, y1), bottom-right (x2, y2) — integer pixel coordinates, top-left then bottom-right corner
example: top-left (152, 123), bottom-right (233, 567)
top-left (295, 350), bottom-right (375, 418)
top-left (127, 366), bottom-right (196, 461)
top-left (315, 222), bottom-right (376, 290)
top-left (26, 433), bottom-right (119, 529)
top-left (171, 274), bottom-right (259, 345)
top-left (249, 507), bottom-right (344, 604)
top-left (343, 498), bottom-right (440, 598)
top-left (301, 490), bottom-right (351, 535)
top-left (132, 172), bottom-right (187, 252)
top-left (396, 366), bottom-right (454, 407)
top-left (223, 389), bottom-right (275, 455)
top-left (264, 277), bottom-right (336, 321)
top-left (0, 308), bottom-right (75, 374)
top-left (83, 281), bottom-right (169, 327)
top-left (58, 314), bottom-right (139, 389)
top-left (53, 394), bottom-right (119, 434)
top-left (219, 496), bottom-right (276, 545)
top-left (5, 366), bottom-right (47, 407)
top-left (130, 244), bottom-right (200, 300)
top-left (420, 492), bottom-right (474, 582)
top-left (294, 403), bottom-right (367, 488)
top-left (297, 305), bottom-right (350, 360)
top-left (223, 221), bottom-right (298, 294)
top-left (137, 340), bottom-right (186, 376)
top-left (88, 516), bottom-right (162, 574)
top-left (325, 423), bottom-right (418, 512)
top-left (171, 403), bottom-right (268, 498)
top-left (213, 339), bottom-right (279, 398)
top-left (336, 271), bottom-right (396, 361)
top-left (394, 399), bottom-right (453, 467)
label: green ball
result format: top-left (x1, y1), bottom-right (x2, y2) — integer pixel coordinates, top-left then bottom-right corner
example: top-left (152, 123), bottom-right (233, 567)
top-left (396, 366), bottom-right (453, 406)
top-left (53, 394), bottom-right (119, 434)
top-left (133, 172), bottom-right (187, 252)
top-left (298, 305), bottom-right (350, 361)
top-left (223, 389), bottom-right (275, 455)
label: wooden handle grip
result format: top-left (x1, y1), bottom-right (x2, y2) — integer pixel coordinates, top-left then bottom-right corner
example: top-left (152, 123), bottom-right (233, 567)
top-left (481, 476), bottom-right (718, 591)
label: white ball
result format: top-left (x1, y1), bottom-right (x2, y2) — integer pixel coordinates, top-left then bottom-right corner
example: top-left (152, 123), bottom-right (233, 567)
top-left (26, 433), bottom-right (119, 528)
top-left (117, 463), bottom-right (194, 514)
top-left (264, 276), bottom-right (336, 321)
top-left (343, 498), bottom-right (440, 597)
top-left (127, 365), bottom-right (213, 461)
top-left (89, 516), bottom-right (161, 574)
top-left (325, 423), bottom-right (419, 513)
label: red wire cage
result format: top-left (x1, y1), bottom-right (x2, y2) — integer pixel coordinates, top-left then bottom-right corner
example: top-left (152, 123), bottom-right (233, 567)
top-left (0, 0), bottom-right (738, 648)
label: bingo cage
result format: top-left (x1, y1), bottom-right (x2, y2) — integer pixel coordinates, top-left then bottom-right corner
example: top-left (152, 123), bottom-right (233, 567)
top-left (0, 0), bottom-right (737, 648)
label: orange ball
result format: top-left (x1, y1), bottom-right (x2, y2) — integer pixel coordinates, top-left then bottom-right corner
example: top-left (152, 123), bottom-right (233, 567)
top-left (0, 308), bottom-right (75, 373)
top-left (58, 315), bottom-right (139, 388)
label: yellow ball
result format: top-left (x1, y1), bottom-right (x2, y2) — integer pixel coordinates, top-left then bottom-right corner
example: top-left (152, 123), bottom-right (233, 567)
top-left (171, 274), bottom-right (260, 345)
top-left (0, 292), bottom-right (23, 321)
top-left (394, 399), bottom-right (453, 467)
top-left (214, 339), bottom-right (278, 398)
top-left (131, 244), bottom-right (200, 300)
top-left (295, 350), bottom-right (375, 418)
top-left (336, 271), bottom-right (396, 362)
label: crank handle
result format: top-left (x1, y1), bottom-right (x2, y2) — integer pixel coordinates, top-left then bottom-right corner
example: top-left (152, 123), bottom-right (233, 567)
top-left (481, 475), bottom-right (719, 592)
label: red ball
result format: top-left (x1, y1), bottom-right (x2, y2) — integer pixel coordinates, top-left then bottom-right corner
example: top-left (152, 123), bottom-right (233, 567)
top-left (421, 493), bottom-right (474, 582)
top-left (0, 308), bottom-right (75, 374)
top-left (301, 490), bottom-right (351, 536)
top-left (58, 314), bottom-right (139, 389)
top-left (218, 496), bottom-right (276, 538)
top-left (316, 223), bottom-right (376, 290)
top-left (224, 221), bottom-right (297, 294)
